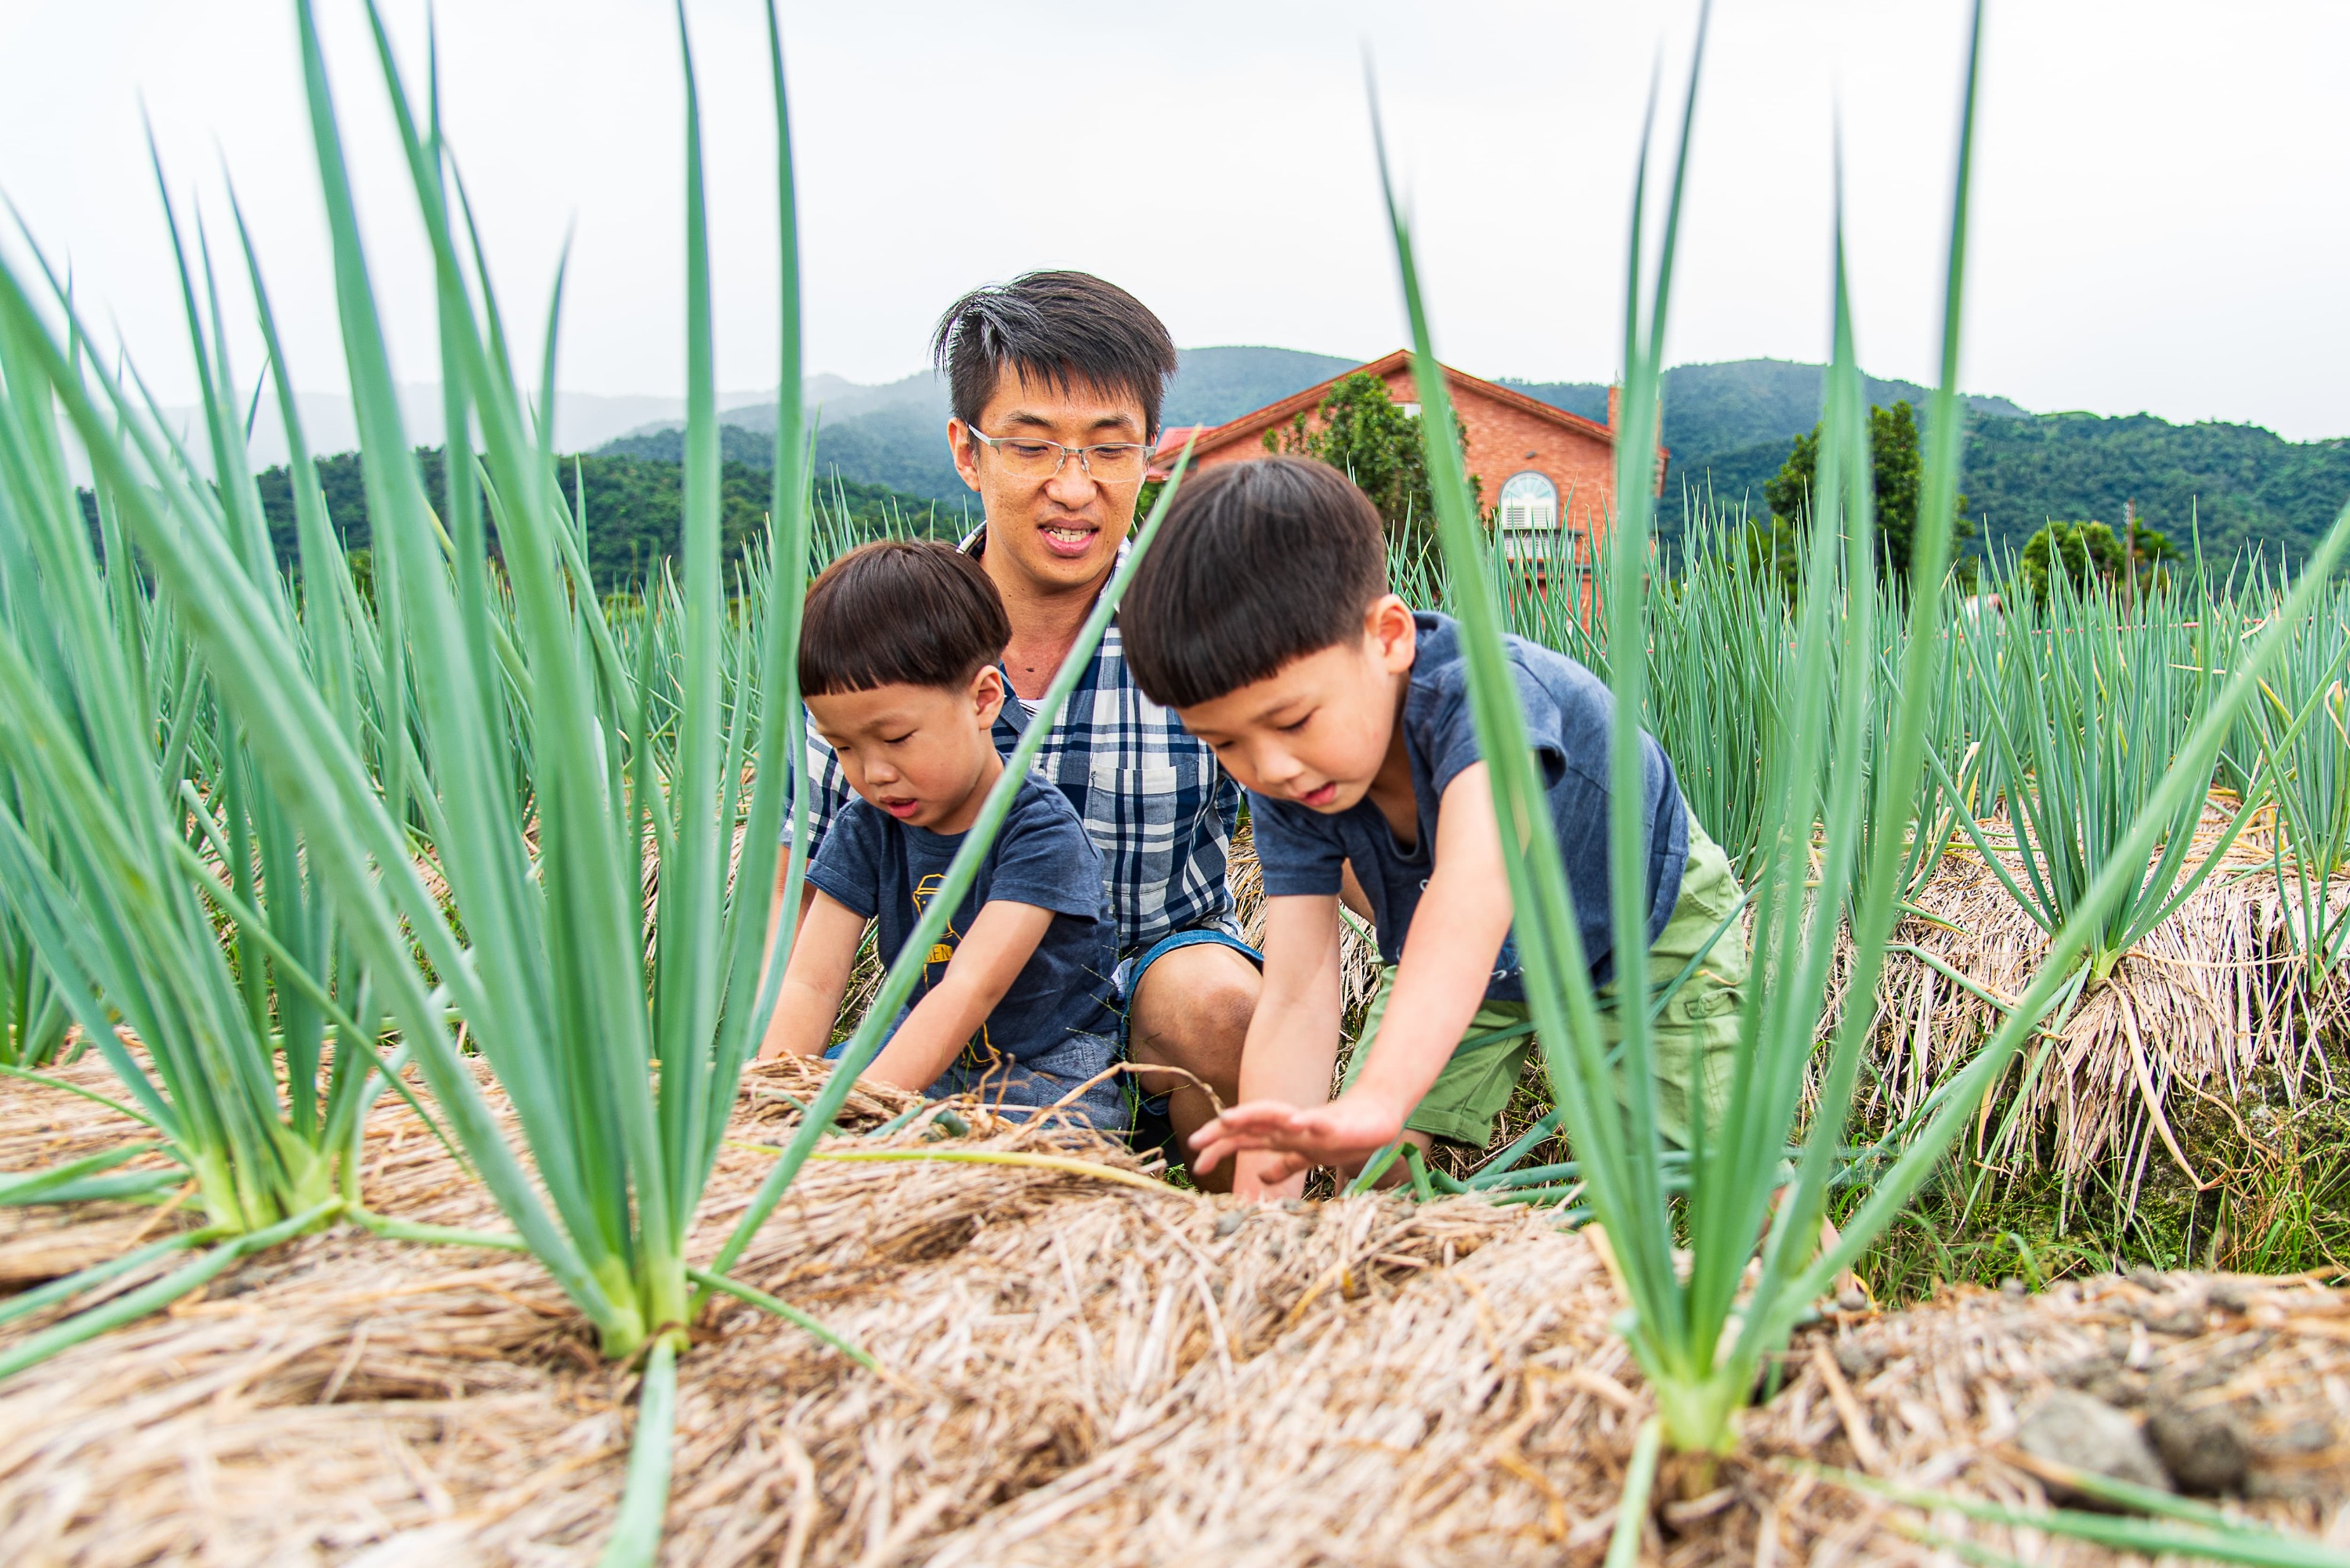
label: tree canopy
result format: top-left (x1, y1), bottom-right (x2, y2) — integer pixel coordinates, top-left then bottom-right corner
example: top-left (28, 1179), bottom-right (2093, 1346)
top-left (1260, 371), bottom-right (1478, 561)
top-left (1752, 399), bottom-right (1975, 588)
top-left (2018, 516), bottom-right (2178, 602)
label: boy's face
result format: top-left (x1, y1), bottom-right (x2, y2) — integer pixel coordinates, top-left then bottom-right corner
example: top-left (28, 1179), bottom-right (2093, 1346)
top-left (1175, 596), bottom-right (1417, 814)
top-left (805, 667), bottom-right (1007, 833)
top-left (948, 367), bottom-right (1149, 598)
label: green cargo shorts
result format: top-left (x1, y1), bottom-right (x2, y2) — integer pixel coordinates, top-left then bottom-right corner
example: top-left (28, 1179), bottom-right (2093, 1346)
top-left (1340, 812), bottom-right (1748, 1150)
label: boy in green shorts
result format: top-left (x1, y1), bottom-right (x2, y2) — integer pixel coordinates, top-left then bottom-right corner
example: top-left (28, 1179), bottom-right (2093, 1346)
top-left (1119, 457), bottom-right (1746, 1198)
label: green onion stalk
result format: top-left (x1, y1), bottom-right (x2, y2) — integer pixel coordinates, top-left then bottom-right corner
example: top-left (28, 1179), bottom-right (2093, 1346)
top-left (0, 161), bottom-right (394, 1366)
top-left (1943, 528), bottom-right (2257, 985)
top-left (0, 0), bottom-right (808, 1477)
top-left (2243, 573), bottom-right (2350, 985)
top-left (1372, 0), bottom-right (2350, 1501)
top-left (0, 203), bottom-right (392, 1227)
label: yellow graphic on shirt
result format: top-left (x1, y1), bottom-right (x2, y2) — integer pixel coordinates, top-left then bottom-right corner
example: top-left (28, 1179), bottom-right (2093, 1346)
top-left (912, 873), bottom-right (996, 1068)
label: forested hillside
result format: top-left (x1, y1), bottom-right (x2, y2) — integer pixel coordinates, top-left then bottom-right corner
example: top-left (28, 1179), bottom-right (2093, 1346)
top-left (1672, 409), bottom-right (2350, 564)
top-left (581, 350), bottom-right (2346, 569)
top-left (1506, 358), bottom-right (2346, 563)
top-left (597, 345), bottom-right (1357, 504)
top-left (247, 448), bottom-right (970, 591)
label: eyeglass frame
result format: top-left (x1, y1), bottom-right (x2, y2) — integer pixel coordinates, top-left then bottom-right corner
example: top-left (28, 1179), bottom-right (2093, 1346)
top-left (963, 425), bottom-right (1155, 483)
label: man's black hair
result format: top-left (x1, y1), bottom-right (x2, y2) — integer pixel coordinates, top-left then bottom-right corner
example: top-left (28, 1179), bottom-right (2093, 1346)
top-left (931, 271), bottom-right (1179, 439)
top-left (800, 540), bottom-right (1010, 697)
top-left (1123, 457), bottom-right (1390, 709)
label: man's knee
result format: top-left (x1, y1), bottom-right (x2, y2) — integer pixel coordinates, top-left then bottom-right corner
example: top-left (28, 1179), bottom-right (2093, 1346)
top-left (1129, 945), bottom-right (1258, 1074)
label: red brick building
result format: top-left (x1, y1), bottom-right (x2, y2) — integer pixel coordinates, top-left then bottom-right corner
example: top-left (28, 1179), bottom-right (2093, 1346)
top-left (1150, 349), bottom-right (1664, 567)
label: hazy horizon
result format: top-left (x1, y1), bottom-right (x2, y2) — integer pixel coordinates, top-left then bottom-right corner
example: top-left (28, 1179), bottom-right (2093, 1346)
top-left (6, 2), bottom-right (2344, 443)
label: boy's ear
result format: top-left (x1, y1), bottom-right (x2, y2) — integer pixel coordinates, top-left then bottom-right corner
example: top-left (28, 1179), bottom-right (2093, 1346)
top-left (1365, 593), bottom-right (1416, 674)
top-left (970, 663), bottom-right (1007, 724)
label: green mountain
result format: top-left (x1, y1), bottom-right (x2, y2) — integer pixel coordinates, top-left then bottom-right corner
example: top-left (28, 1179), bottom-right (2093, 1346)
top-left (1161, 345), bottom-right (1357, 426)
top-left (1662, 409), bottom-right (2350, 565)
top-left (591, 351), bottom-right (2348, 568)
top-left (597, 346), bottom-right (1358, 504)
top-left (1506, 358), bottom-right (2349, 565)
top-left (248, 447), bottom-right (967, 592)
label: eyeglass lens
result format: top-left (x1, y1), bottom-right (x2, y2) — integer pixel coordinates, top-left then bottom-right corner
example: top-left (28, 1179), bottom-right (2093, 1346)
top-left (986, 437), bottom-right (1148, 482)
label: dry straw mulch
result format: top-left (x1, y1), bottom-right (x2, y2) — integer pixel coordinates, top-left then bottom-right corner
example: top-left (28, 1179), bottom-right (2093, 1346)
top-left (3, 1057), bottom-right (2350, 1564)
top-left (1861, 797), bottom-right (2350, 1181)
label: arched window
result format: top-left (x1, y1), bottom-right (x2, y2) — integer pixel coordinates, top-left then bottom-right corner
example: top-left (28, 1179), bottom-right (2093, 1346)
top-left (1497, 471), bottom-right (1559, 556)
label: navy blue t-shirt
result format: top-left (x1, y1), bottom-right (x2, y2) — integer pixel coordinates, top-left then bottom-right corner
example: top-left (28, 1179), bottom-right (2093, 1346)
top-left (1250, 612), bottom-right (1688, 998)
top-left (806, 771), bottom-right (1121, 1066)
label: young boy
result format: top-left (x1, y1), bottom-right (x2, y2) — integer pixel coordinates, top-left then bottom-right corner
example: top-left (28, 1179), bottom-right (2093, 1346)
top-left (759, 540), bottom-right (1128, 1135)
top-left (1119, 457), bottom-right (1748, 1198)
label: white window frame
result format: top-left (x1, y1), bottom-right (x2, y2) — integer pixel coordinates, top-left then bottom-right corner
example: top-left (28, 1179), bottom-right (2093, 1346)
top-left (1497, 470), bottom-right (1560, 559)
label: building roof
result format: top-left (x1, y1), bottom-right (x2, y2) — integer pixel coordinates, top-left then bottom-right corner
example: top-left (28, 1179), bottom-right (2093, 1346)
top-left (1152, 349), bottom-right (1648, 472)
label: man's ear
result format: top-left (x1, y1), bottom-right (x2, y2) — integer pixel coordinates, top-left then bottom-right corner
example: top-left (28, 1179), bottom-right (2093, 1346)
top-left (946, 417), bottom-right (983, 493)
top-left (970, 663), bottom-right (1007, 724)
top-left (1366, 593), bottom-right (1417, 674)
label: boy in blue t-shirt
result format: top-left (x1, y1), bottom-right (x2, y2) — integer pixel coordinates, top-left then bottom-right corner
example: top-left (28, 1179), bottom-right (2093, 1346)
top-left (1119, 457), bottom-right (1747, 1198)
top-left (758, 540), bottom-right (1126, 1134)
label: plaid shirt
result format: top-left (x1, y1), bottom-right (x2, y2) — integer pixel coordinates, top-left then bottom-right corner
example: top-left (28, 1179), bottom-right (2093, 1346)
top-left (783, 530), bottom-right (1241, 954)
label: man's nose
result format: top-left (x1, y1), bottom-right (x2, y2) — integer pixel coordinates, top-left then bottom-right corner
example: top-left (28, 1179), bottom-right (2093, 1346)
top-left (1043, 454), bottom-right (1097, 511)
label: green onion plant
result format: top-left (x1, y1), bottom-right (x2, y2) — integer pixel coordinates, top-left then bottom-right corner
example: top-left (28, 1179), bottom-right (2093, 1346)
top-left (1945, 546), bottom-right (2254, 985)
top-left (1376, 2), bottom-right (2350, 1534)
top-left (0, 3), bottom-right (838, 1559)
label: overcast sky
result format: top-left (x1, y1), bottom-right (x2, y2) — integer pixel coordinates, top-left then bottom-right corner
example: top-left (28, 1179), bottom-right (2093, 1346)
top-left (3, 1), bottom-right (2343, 442)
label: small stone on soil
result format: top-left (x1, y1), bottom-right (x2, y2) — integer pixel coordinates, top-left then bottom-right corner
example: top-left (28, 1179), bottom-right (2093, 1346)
top-left (2147, 1399), bottom-right (2251, 1494)
top-left (1834, 1339), bottom-right (1884, 1382)
top-left (2017, 1391), bottom-right (2173, 1498)
top-left (1836, 1287), bottom-right (1868, 1313)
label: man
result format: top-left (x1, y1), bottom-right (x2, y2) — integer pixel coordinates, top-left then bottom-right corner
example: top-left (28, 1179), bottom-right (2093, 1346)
top-left (763, 270), bottom-right (1259, 1186)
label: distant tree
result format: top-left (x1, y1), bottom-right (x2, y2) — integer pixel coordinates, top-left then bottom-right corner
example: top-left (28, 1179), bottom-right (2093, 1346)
top-left (246, 447), bottom-right (960, 594)
top-left (1263, 371), bottom-right (1478, 563)
top-left (2018, 518), bottom-right (2176, 603)
top-left (1758, 400), bottom-right (1974, 589)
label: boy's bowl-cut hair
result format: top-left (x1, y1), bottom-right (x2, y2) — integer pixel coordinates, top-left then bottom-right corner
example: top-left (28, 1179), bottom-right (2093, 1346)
top-left (1123, 457), bottom-right (1389, 710)
top-left (801, 540), bottom-right (1011, 697)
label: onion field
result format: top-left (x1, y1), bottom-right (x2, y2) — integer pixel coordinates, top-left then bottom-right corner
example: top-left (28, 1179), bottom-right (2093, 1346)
top-left (3, 1), bottom-right (2350, 1563)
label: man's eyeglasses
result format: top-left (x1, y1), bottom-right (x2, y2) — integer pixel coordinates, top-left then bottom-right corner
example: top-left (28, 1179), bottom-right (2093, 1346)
top-left (967, 428), bottom-right (1152, 483)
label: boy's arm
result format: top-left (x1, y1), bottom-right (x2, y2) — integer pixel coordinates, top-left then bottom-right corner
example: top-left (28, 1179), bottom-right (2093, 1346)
top-left (860, 899), bottom-right (1055, 1093)
top-left (1193, 764), bottom-right (1514, 1172)
top-left (1188, 892), bottom-right (1345, 1197)
top-left (756, 889), bottom-right (868, 1060)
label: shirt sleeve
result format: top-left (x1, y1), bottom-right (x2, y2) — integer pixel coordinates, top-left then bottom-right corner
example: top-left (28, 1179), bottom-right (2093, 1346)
top-left (984, 782), bottom-right (1111, 919)
top-left (1423, 650), bottom-right (1693, 981)
top-left (804, 797), bottom-right (884, 920)
top-left (779, 708), bottom-right (851, 858)
top-left (1249, 793), bottom-right (1346, 898)
top-left (1423, 659), bottom-right (1573, 802)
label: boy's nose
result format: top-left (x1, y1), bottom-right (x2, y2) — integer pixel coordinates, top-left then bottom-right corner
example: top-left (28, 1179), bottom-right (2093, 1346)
top-left (1254, 745), bottom-right (1303, 786)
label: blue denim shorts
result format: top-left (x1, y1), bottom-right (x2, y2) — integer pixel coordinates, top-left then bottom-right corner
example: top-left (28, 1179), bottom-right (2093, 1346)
top-left (1113, 926), bottom-right (1264, 1120)
top-left (825, 1030), bottom-right (1130, 1138)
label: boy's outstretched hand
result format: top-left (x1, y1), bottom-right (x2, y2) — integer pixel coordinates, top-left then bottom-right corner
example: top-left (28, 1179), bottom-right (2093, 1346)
top-left (1189, 1092), bottom-right (1405, 1183)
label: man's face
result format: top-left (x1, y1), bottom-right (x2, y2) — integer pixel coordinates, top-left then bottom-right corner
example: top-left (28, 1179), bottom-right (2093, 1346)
top-left (1174, 597), bottom-right (1418, 815)
top-left (805, 669), bottom-right (1007, 833)
top-left (949, 367), bottom-right (1148, 596)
